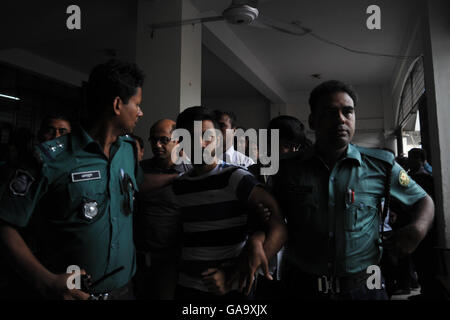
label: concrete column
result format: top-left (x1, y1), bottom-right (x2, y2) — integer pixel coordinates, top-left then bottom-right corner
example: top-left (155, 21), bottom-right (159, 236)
top-left (423, 0), bottom-right (450, 248)
top-left (381, 85), bottom-right (397, 153)
top-left (135, 0), bottom-right (201, 157)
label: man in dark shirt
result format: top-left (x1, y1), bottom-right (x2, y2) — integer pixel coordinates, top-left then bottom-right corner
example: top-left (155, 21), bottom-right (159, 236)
top-left (134, 119), bottom-right (190, 299)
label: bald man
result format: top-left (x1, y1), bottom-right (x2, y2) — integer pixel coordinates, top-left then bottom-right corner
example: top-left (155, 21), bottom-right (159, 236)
top-left (134, 119), bottom-right (191, 300)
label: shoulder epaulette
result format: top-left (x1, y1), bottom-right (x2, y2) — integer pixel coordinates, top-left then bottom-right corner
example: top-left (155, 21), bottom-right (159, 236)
top-left (121, 134), bottom-right (135, 143)
top-left (354, 145), bottom-right (395, 165)
top-left (122, 135), bottom-right (140, 172)
top-left (36, 135), bottom-right (70, 161)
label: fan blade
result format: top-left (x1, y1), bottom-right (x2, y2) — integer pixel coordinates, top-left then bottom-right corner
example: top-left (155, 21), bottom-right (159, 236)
top-left (247, 19), bottom-right (272, 30)
top-left (150, 15), bottom-right (225, 30)
top-left (250, 16), bottom-right (312, 36)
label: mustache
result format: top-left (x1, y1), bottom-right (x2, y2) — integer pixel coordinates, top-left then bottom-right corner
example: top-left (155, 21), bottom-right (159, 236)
top-left (336, 125), bottom-right (350, 131)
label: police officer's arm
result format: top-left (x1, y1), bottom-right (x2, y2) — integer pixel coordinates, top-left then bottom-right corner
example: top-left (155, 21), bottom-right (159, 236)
top-left (236, 186), bottom-right (287, 294)
top-left (387, 195), bottom-right (434, 256)
top-left (249, 186), bottom-right (286, 256)
top-left (0, 155), bottom-right (90, 300)
top-left (0, 222), bottom-right (90, 300)
top-left (386, 163), bottom-right (435, 256)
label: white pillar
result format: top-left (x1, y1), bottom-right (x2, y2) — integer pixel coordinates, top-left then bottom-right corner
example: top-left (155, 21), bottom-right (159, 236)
top-left (135, 0), bottom-right (201, 157)
top-left (423, 0), bottom-right (450, 247)
top-left (381, 85), bottom-right (397, 153)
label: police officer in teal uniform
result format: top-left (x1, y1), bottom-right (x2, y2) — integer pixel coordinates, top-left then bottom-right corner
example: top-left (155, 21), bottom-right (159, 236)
top-left (0, 59), bottom-right (145, 300)
top-left (273, 80), bottom-right (435, 300)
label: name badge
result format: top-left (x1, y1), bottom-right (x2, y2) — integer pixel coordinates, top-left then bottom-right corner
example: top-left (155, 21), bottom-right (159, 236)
top-left (72, 170), bottom-right (101, 182)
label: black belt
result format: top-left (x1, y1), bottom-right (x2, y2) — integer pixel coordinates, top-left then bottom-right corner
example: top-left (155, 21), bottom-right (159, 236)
top-left (89, 281), bottom-right (134, 300)
top-left (287, 269), bottom-right (372, 295)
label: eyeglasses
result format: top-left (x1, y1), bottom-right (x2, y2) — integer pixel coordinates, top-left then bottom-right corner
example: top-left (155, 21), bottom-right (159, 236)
top-left (149, 136), bottom-right (172, 145)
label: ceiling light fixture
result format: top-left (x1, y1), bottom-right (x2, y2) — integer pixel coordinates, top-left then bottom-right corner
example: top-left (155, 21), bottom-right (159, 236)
top-left (0, 93), bottom-right (20, 101)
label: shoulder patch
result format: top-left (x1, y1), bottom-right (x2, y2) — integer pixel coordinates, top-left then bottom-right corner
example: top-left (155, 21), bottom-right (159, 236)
top-left (9, 169), bottom-right (35, 196)
top-left (399, 169), bottom-right (410, 187)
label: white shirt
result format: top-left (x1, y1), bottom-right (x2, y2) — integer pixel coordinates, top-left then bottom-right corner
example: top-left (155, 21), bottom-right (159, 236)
top-left (224, 147), bottom-right (255, 168)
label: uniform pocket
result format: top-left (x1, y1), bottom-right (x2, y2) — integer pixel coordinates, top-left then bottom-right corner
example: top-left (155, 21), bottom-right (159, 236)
top-left (344, 194), bottom-right (379, 232)
top-left (120, 173), bottom-right (137, 216)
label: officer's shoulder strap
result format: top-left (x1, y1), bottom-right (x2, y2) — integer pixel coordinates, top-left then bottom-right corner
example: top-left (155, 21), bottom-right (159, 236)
top-left (121, 134), bottom-right (136, 144)
top-left (354, 145), bottom-right (395, 165)
top-left (36, 134), bottom-right (70, 162)
top-left (121, 135), bottom-right (140, 174)
top-left (122, 135), bottom-right (138, 157)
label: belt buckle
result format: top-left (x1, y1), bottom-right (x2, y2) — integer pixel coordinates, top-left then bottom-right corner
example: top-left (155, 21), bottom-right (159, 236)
top-left (318, 276), bottom-right (340, 294)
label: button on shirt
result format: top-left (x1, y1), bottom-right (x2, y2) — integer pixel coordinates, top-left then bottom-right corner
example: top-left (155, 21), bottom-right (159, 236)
top-left (273, 144), bottom-right (427, 276)
top-left (0, 128), bottom-right (143, 293)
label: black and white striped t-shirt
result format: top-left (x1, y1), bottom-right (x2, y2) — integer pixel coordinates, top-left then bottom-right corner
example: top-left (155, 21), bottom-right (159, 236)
top-left (172, 162), bottom-right (261, 292)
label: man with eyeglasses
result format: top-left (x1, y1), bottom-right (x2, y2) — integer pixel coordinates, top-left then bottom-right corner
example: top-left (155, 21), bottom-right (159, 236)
top-left (134, 119), bottom-right (191, 299)
top-left (37, 114), bottom-right (72, 143)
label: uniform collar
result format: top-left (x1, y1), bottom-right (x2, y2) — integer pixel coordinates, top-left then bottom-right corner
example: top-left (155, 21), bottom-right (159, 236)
top-left (345, 144), bottom-right (362, 166)
top-left (70, 127), bottom-right (96, 151)
top-left (71, 127), bottom-right (121, 154)
top-left (306, 143), bottom-right (362, 166)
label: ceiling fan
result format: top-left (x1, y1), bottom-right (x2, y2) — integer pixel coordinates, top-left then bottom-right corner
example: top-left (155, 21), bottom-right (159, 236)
top-left (149, 0), bottom-right (312, 37)
top-left (149, 0), bottom-right (415, 60)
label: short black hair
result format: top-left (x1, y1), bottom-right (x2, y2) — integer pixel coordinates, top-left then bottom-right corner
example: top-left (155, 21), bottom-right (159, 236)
top-left (130, 134), bottom-right (144, 149)
top-left (176, 106), bottom-right (220, 131)
top-left (39, 113), bottom-right (71, 129)
top-left (213, 110), bottom-right (237, 128)
top-left (309, 80), bottom-right (358, 114)
top-left (86, 59), bottom-right (145, 115)
top-left (268, 115), bottom-right (306, 147)
top-left (409, 148), bottom-right (427, 162)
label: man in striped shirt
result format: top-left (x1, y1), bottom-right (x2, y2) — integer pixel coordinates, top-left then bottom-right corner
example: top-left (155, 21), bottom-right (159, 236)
top-left (172, 106), bottom-right (287, 299)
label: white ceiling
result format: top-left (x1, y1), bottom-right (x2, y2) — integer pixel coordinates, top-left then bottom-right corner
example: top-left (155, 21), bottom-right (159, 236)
top-left (192, 0), bottom-right (423, 92)
top-left (1, 0), bottom-right (423, 98)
